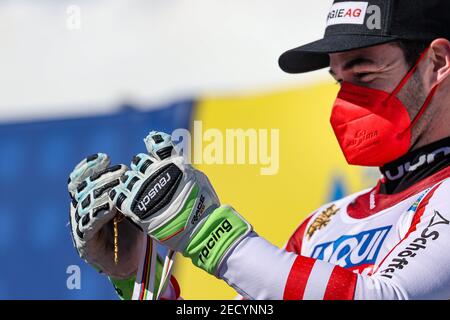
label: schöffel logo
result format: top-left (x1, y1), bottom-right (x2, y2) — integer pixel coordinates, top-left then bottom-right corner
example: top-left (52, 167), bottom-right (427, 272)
top-left (311, 225), bottom-right (391, 272)
top-left (379, 211), bottom-right (449, 279)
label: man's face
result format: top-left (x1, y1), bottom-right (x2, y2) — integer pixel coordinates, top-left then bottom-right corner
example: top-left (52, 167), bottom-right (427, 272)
top-left (328, 43), bottom-right (410, 92)
top-left (328, 42), bottom-right (430, 138)
top-left (328, 42), bottom-right (441, 150)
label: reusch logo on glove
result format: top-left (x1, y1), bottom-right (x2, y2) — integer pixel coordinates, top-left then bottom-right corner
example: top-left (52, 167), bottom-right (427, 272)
top-left (132, 163), bottom-right (182, 219)
top-left (199, 219), bottom-right (233, 264)
top-left (138, 173), bottom-right (171, 211)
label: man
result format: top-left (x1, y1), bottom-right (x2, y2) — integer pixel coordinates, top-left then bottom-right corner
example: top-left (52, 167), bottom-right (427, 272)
top-left (68, 0), bottom-right (450, 299)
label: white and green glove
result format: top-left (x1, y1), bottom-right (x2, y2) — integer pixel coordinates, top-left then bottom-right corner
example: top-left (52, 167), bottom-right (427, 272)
top-left (68, 153), bottom-right (143, 281)
top-left (110, 131), bottom-right (252, 276)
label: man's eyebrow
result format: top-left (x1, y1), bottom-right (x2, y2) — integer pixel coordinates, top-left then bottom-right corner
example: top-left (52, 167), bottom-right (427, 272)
top-left (329, 57), bottom-right (377, 76)
top-left (342, 57), bottom-right (376, 70)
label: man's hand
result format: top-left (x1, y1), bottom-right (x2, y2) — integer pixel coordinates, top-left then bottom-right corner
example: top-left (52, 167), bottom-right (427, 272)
top-left (68, 153), bottom-right (143, 279)
top-left (110, 131), bottom-right (252, 276)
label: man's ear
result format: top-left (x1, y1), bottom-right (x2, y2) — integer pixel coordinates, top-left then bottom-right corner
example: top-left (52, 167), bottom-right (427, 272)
top-left (429, 38), bottom-right (450, 83)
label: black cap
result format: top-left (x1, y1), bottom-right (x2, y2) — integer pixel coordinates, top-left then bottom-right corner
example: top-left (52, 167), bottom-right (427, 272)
top-left (279, 0), bottom-right (450, 74)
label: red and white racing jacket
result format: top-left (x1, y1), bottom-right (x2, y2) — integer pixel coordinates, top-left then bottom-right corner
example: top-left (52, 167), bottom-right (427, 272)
top-left (218, 166), bottom-right (450, 299)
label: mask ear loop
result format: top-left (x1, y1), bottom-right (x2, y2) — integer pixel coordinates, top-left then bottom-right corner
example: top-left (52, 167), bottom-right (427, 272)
top-left (409, 84), bottom-right (439, 128)
top-left (409, 51), bottom-right (450, 129)
top-left (390, 47), bottom-right (430, 99)
top-left (394, 46), bottom-right (450, 136)
top-left (406, 46), bottom-right (450, 132)
top-left (389, 46), bottom-right (440, 135)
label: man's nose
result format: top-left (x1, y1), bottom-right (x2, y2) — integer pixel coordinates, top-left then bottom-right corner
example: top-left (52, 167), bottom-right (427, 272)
top-left (329, 67), bottom-right (345, 83)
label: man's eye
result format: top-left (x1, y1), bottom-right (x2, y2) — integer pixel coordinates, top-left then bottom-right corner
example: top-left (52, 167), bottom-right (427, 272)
top-left (355, 72), bottom-right (373, 81)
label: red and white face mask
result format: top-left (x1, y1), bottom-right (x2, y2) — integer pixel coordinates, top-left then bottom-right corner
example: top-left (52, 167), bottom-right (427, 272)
top-left (330, 47), bottom-right (444, 167)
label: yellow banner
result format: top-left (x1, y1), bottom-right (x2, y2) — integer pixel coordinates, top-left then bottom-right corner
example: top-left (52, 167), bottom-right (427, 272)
top-left (173, 82), bottom-right (378, 299)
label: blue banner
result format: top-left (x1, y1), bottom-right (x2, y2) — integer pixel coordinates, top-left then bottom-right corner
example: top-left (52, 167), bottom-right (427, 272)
top-left (0, 101), bottom-right (193, 299)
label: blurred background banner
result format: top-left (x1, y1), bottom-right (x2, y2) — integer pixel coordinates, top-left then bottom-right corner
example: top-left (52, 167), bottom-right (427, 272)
top-left (174, 83), bottom-right (378, 299)
top-left (0, 102), bottom-right (193, 299)
top-left (0, 0), bottom-right (378, 299)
